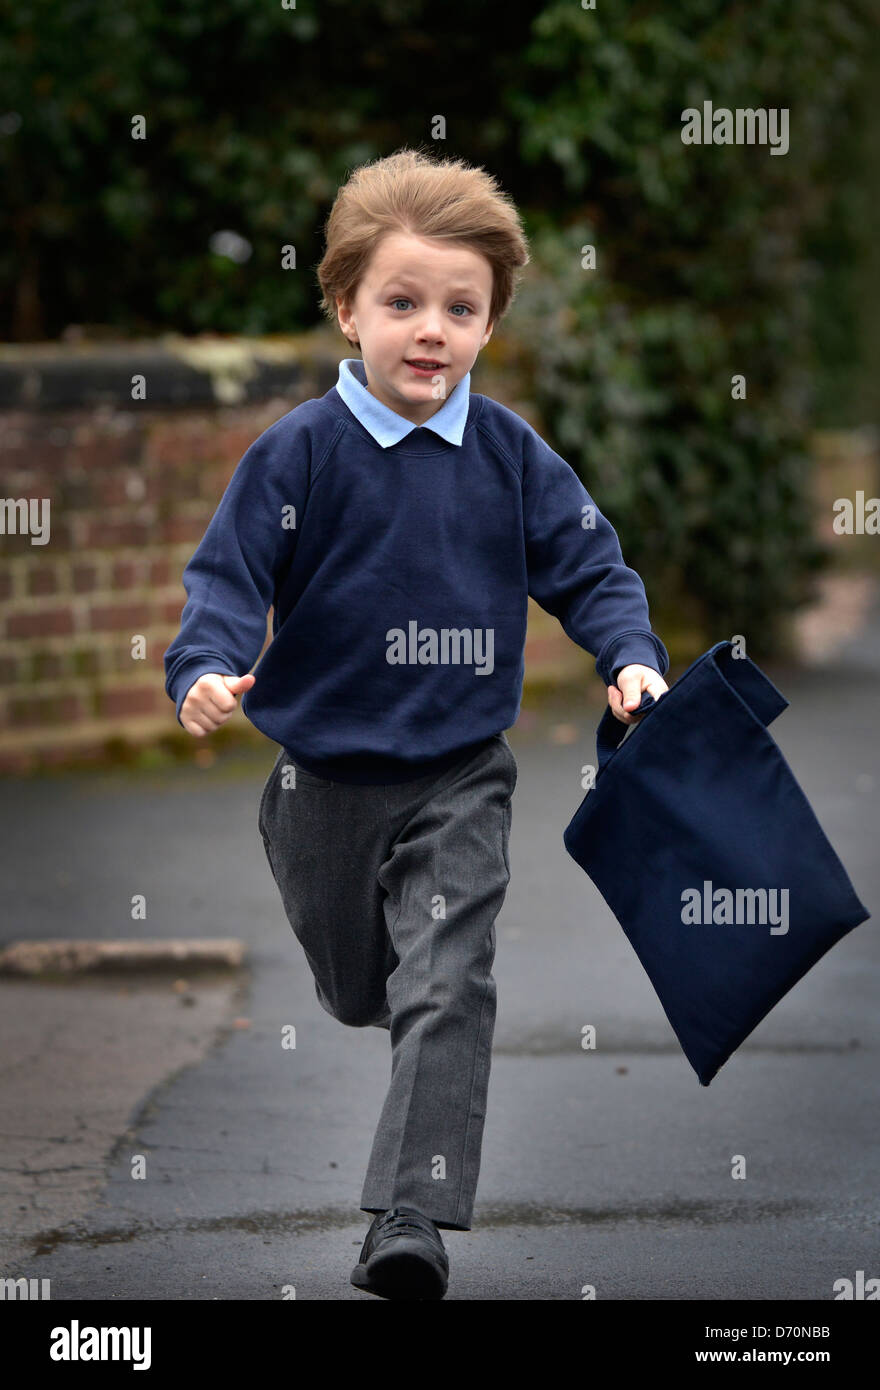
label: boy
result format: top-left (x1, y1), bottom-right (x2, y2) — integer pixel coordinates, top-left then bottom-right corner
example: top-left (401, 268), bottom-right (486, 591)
top-left (163, 147), bottom-right (669, 1300)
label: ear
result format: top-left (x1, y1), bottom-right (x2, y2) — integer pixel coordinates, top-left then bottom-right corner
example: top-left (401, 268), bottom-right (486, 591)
top-left (335, 294), bottom-right (351, 332)
top-left (335, 295), bottom-right (359, 351)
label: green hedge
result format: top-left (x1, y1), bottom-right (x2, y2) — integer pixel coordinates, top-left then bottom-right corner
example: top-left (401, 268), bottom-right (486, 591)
top-left (505, 1), bottom-right (871, 657)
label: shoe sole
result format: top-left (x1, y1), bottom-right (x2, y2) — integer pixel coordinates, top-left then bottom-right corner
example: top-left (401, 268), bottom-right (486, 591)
top-left (351, 1238), bottom-right (448, 1300)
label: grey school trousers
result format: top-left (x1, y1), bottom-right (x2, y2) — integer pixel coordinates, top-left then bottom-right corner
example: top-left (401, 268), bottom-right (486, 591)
top-left (257, 731), bottom-right (517, 1231)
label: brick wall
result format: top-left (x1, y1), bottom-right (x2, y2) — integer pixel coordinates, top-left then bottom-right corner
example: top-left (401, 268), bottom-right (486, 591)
top-left (3, 334), bottom-right (872, 775)
top-left (0, 334), bottom-right (592, 773)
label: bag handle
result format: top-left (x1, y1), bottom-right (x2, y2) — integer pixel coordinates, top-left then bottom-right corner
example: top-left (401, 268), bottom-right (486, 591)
top-left (596, 689), bottom-right (657, 773)
top-left (595, 640), bottom-right (789, 774)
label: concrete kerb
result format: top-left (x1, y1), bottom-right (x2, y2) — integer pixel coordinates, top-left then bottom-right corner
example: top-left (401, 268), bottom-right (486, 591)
top-left (0, 938), bottom-right (246, 977)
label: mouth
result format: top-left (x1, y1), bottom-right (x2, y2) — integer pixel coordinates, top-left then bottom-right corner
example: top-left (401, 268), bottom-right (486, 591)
top-left (405, 359), bottom-right (448, 374)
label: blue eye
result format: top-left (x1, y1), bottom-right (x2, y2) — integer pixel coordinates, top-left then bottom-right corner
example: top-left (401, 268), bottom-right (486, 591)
top-left (389, 298), bottom-right (472, 316)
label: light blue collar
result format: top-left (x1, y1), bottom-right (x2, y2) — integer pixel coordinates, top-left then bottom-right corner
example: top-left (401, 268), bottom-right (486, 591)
top-left (335, 358), bottom-right (470, 447)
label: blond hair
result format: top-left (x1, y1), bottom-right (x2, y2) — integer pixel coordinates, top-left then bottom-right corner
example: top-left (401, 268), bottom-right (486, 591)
top-left (315, 146), bottom-right (530, 349)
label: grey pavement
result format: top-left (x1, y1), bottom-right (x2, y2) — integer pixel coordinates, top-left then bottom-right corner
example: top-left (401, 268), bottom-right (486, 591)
top-left (1, 599), bottom-right (878, 1300)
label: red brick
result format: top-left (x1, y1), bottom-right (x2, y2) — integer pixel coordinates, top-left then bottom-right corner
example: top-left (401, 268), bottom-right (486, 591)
top-left (96, 685), bottom-right (161, 718)
top-left (159, 516), bottom-right (209, 545)
top-left (171, 474), bottom-right (204, 503)
top-left (89, 602), bottom-right (153, 632)
top-left (26, 566), bottom-right (59, 597)
top-left (111, 560), bottom-right (142, 589)
top-left (96, 473), bottom-right (161, 507)
top-left (7, 693), bottom-right (85, 726)
top-left (72, 564), bottom-right (100, 592)
top-left (150, 423), bottom-right (222, 468)
top-left (202, 465), bottom-right (238, 498)
top-left (220, 425), bottom-right (265, 459)
top-left (82, 518), bottom-right (154, 549)
top-left (151, 432), bottom-right (195, 467)
top-left (149, 558), bottom-right (172, 585)
top-left (11, 438), bottom-right (68, 473)
top-left (160, 598), bottom-right (187, 624)
top-left (73, 437), bottom-right (133, 471)
top-left (7, 607), bottom-right (75, 638)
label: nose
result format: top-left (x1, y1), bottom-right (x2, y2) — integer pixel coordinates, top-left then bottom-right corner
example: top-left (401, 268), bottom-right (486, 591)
top-left (414, 307), bottom-right (447, 345)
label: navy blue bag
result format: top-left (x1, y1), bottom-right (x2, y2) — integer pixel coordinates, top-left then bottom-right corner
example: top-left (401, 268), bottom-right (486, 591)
top-left (563, 640), bottom-right (871, 1085)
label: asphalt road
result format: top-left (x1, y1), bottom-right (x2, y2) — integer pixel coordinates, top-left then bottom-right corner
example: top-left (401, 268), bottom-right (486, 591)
top-left (1, 617), bottom-right (878, 1300)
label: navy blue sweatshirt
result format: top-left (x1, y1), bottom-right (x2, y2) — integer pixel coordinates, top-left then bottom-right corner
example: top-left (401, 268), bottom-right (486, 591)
top-left (163, 381), bottom-right (669, 783)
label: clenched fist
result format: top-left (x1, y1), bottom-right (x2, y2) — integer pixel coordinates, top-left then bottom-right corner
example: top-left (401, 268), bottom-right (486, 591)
top-left (607, 664), bottom-right (668, 726)
top-left (180, 672), bottom-right (256, 736)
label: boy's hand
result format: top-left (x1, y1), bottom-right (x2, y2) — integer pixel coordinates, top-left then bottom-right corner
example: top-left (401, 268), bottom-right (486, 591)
top-left (180, 672), bottom-right (256, 736)
top-left (607, 664), bottom-right (669, 726)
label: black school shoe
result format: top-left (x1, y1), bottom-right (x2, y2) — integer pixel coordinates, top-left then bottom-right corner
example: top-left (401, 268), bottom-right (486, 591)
top-left (350, 1206), bottom-right (449, 1300)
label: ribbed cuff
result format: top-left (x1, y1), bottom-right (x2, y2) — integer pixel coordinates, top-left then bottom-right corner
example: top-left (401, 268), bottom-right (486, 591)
top-left (595, 630), bottom-right (670, 687)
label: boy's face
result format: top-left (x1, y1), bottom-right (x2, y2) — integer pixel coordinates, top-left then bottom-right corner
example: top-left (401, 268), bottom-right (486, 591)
top-left (335, 231), bottom-right (494, 426)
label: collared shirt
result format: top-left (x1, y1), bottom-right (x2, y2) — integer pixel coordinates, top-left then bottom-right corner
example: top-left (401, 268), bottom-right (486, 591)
top-left (334, 357), bottom-right (471, 447)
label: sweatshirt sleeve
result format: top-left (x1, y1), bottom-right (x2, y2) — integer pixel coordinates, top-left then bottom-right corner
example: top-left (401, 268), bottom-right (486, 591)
top-left (163, 418), bottom-right (309, 726)
top-left (521, 429), bottom-right (669, 687)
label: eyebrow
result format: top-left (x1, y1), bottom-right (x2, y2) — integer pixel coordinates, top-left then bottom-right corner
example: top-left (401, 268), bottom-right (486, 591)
top-left (379, 279), bottom-right (484, 299)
